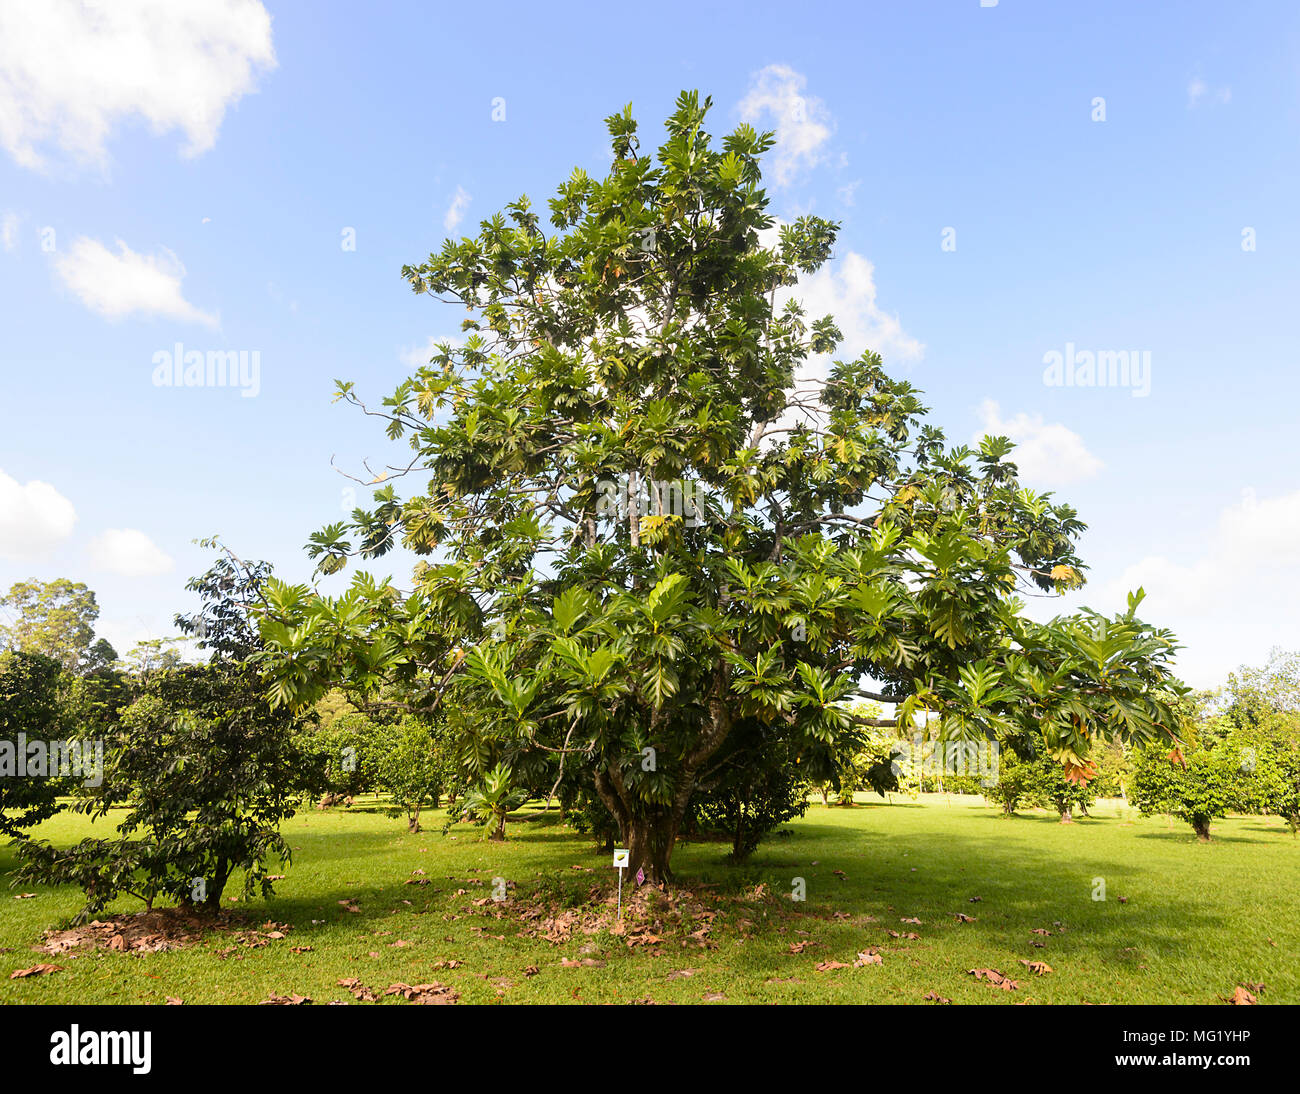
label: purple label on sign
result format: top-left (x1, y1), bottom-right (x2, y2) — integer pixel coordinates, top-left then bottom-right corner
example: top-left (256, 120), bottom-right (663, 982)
top-left (635, 867), bottom-right (645, 886)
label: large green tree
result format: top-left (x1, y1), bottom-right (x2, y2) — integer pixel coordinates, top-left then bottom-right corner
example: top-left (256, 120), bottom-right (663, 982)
top-left (0, 578), bottom-right (99, 673)
top-left (257, 93), bottom-right (1186, 883)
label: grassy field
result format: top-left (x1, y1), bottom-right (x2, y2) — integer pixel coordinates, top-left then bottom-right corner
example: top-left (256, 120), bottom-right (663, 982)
top-left (3, 794), bottom-right (1297, 1005)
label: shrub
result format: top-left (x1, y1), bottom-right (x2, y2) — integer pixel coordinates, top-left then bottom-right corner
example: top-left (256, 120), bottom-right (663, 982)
top-left (17, 663), bottom-right (304, 918)
top-left (1130, 743), bottom-right (1237, 840)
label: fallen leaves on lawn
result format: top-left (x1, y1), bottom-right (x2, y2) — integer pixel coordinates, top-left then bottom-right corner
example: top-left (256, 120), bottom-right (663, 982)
top-left (854, 950), bottom-right (883, 967)
top-left (955, 913), bottom-right (976, 923)
top-left (1229, 986), bottom-right (1257, 1005)
top-left (1019, 960), bottom-right (1053, 975)
top-left (260, 992), bottom-right (311, 1005)
top-left (37, 909), bottom-right (224, 957)
top-left (337, 977), bottom-right (378, 1002)
top-left (10, 963), bottom-right (63, 979)
top-left (968, 968), bottom-right (1019, 991)
top-left (815, 960), bottom-right (850, 971)
top-left (924, 991), bottom-right (951, 1004)
top-left (384, 982), bottom-right (458, 1005)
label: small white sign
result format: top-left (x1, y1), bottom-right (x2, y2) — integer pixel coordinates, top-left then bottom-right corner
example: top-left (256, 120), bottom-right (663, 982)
top-left (612, 848), bottom-right (629, 868)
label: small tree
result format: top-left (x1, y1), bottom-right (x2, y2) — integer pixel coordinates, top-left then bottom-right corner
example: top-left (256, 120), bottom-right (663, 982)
top-left (17, 665), bottom-right (304, 917)
top-left (1211, 652), bottom-right (1300, 834)
top-left (460, 761), bottom-right (527, 840)
top-left (376, 715), bottom-right (448, 832)
top-left (299, 711), bottom-right (385, 805)
top-left (692, 720), bottom-right (811, 860)
top-left (1027, 754), bottom-right (1097, 822)
top-left (120, 637), bottom-right (184, 680)
top-left (1130, 744), bottom-right (1236, 840)
top-left (17, 551), bottom-right (307, 918)
top-left (0, 650), bottom-right (69, 838)
top-left (1090, 737), bottom-right (1132, 801)
top-left (983, 747), bottom-right (1038, 815)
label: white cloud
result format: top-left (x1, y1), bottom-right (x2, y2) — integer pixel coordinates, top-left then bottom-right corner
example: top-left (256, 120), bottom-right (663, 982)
top-left (756, 230), bottom-right (921, 439)
top-left (88, 528), bottom-right (173, 577)
top-left (1, 211), bottom-right (18, 250)
top-left (443, 186), bottom-right (471, 232)
top-left (783, 249), bottom-right (924, 367)
top-left (400, 333), bottom-right (464, 368)
top-left (94, 615), bottom-right (184, 661)
top-left (738, 64), bottom-right (833, 186)
top-left (1098, 487), bottom-right (1300, 688)
top-left (0, 469), bottom-right (77, 558)
top-left (54, 236), bottom-right (217, 325)
top-left (974, 399), bottom-right (1103, 485)
top-left (0, 0), bottom-right (276, 170)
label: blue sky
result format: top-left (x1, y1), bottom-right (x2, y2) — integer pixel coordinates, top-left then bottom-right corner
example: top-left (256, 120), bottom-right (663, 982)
top-left (1, 0), bottom-right (1297, 687)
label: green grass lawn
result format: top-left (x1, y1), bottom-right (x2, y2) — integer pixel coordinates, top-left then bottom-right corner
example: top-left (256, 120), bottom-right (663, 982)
top-left (3, 794), bottom-right (1297, 1005)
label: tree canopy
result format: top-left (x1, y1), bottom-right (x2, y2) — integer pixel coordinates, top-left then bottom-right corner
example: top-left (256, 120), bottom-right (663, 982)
top-left (0, 578), bottom-right (99, 673)
top-left (256, 91), bottom-right (1186, 882)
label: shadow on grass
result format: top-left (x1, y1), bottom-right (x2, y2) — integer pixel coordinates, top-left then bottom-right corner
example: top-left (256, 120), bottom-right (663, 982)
top-left (696, 818), bottom-right (1252, 966)
top-left (6, 804), bottom-right (1281, 975)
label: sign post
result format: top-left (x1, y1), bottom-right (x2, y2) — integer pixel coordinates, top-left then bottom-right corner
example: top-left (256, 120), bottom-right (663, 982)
top-left (612, 848), bottom-right (629, 920)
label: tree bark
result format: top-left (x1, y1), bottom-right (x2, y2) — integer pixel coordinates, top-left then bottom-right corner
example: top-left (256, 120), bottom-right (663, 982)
top-left (1059, 805), bottom-right (1073, 824)
top-left (627, 813), bottom-right (676, 885)
top-left (1192, 815), bottom-right (1211, 841)
top-left (201, 858), bottom-right (231, 914)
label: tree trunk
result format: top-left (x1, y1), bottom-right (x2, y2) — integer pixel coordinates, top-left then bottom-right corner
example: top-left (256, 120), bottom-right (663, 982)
top-left (201, 858), bottom-right (231, 914)
top-left (626, 815), bottom-right (675, 885)
top-left (1059, 804), bottom-right (1073, 824)
top-left (1192, 815), bottom-right (1211, 841)
top-left (594, 663), bottom-right (734, 889)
